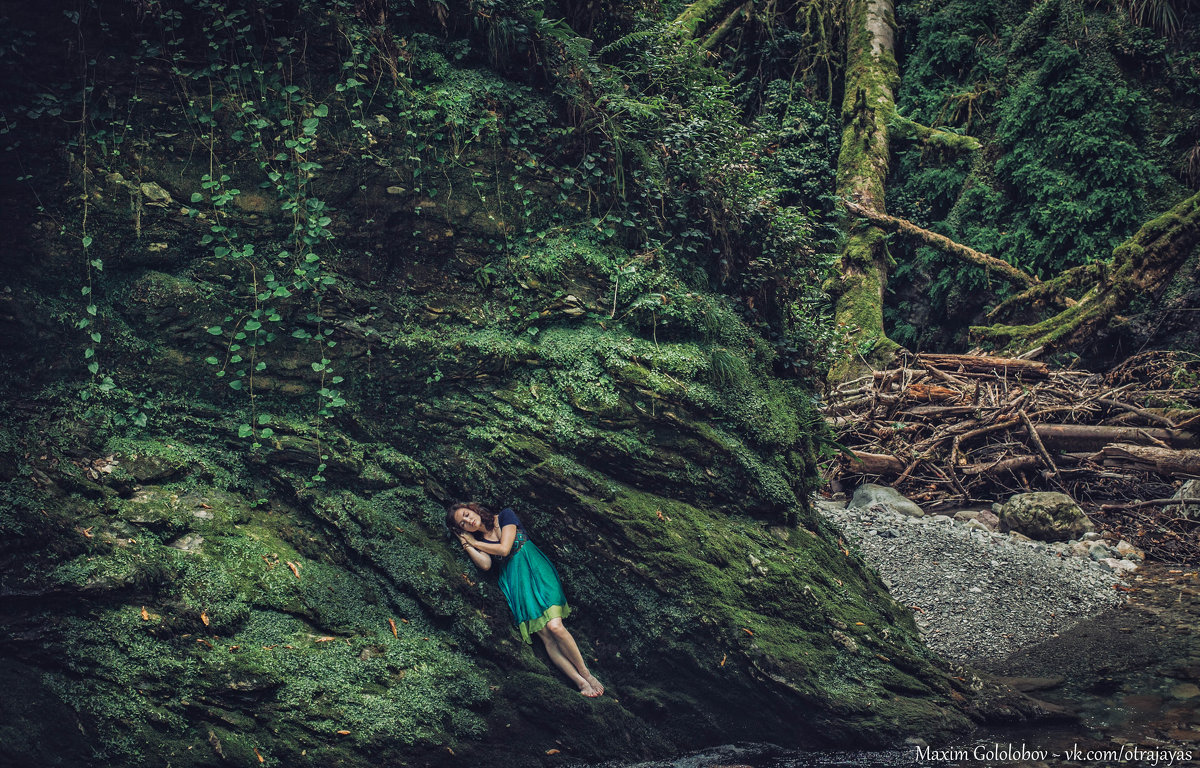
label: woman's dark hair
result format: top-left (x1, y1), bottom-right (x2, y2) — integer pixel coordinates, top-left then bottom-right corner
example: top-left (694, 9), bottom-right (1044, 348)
top-left (445, 501), bottom-right (495, 539)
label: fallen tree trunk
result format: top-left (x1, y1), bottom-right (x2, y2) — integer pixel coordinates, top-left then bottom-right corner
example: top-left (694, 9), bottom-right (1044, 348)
top-left (843, 200), bottom-right (1037, 289)
top-left (916, 353), bottom-right (1050, 378)
top-left (826, 353), bottom-right (1200, 560)
top-left (672, 0), bottom-right (746, 38)
top-left (1089, 443), bottom-right (1200, 478)
top-left (700, 1), bottom-right (752, 50)
top-left (1036, 424), bottom-right (1199, 451)
top-left (972, 190), bottom-right (1200, 356)
top-left (961, 455), bottom-right (1039, 476)
top-left (847, 450), bottom-right (906, 474)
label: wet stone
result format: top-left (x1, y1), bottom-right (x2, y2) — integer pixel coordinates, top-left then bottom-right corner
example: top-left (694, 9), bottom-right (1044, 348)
top-left (1171, 683), bottom-right (1200, 700)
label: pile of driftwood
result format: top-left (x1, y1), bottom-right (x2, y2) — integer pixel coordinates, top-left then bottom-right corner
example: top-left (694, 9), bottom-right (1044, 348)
top-left (825, 351), bottom-right (1200, 562)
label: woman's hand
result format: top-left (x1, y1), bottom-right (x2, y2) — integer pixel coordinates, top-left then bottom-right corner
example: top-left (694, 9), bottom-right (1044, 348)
top-left (458, 534), bottom-right (475, 550)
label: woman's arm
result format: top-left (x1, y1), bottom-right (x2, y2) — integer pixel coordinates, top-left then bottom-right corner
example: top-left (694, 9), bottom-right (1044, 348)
top-left (459, 534), bottom-right (493, 571)
top-left (467, 524), bottom-right (517, 557)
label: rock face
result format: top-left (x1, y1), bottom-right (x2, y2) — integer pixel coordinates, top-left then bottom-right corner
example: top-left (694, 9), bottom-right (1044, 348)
top-left (998, 492), bottom-right (1094, 542)
top-left (0, 5), bottom-right (979, 768)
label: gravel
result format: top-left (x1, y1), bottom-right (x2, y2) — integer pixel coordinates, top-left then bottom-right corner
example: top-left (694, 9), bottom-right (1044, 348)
top-left (817, 499), bottom-right (1127, 664)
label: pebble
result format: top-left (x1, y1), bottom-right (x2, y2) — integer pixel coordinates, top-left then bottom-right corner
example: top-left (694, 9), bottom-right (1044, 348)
top-left (817, 499), bottom-right (1128, 663)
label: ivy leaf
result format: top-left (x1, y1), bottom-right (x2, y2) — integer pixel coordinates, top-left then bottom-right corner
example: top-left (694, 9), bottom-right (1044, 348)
top-left (257, 414), bottom-right (270, 424)
top-left (244, 320), bottom-right (262, 331)
top-left (313, 104), bottom-right (328, 117)
top-left (87, 362), bottom-right (99, 374)
top-left (205, 356), bottom-right (219, 365)
top-left (82, 235), bottom-right (93, 248)
top-left (207, 326), bottom-right (223, 335)
top-left (229, 380), bottom-right (243, 390)
top-left (238, 424), bottom-right (253, 438)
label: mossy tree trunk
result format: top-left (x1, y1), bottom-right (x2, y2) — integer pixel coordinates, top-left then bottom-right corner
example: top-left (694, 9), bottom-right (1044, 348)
top-left (972, 190), bottom-right (1200, 356)
top-left (826, 0), bottom-right (901, 383)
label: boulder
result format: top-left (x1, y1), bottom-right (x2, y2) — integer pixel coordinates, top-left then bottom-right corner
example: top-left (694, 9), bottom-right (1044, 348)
top-left (1166, 479), bottom-right (1200, 520)
top-left (1115, 540), bottom-right (1145, 562)
top-left (998, 492), bottom-right (1094, 542)
top-left (976, 510), bottom-right (1000, 530)
top-left (1100, 557), bottom-right (1138, 574)
top-left (1087, 541), bottom-right (1116, 561)
top-left (848, 483), bottom-right (925, 518)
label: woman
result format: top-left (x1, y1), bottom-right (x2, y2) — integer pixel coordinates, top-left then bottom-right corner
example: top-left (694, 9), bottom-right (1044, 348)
top-left (447, 502), bottom-right (604, 698)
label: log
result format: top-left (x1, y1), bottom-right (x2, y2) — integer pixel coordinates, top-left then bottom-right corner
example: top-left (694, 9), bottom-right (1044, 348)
top-left (902, 405), bottom-right (977, 418)
top-left (1096, 398), bottom-right (1176, 428)
top-left (1089, 443), bottom-right (1200, 478)
top-left (904, 383), bottom-right (963, 402)
top-left (1035, 424), bottom-right (1199, 452)
top-left (842, 200), bottom-right (1036, 288)
top-left (889, 114), bottom-right (982, 153)
top-left (1100, 498), bottom-right (1200, 512)
top-left (700, 0), bottom-right (752, 50)
top-left (845, 451), bottom-right (905, 475)
top-left (972, 190), bottom-right (1200, 356)
top-left (917, 353), bottom-right (1050, 379)
top-left (673, 0), bottom-right (746, 38)
top-left (961, 455), bottom-right (1039, 476)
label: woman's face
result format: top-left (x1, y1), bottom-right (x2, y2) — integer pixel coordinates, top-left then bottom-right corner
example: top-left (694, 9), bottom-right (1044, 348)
top-left (453, 507), bottom-right (484, 533)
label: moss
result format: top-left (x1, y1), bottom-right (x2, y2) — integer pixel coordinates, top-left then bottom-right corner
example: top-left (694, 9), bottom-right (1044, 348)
top-left (0, 3), bottom-right (981, 761)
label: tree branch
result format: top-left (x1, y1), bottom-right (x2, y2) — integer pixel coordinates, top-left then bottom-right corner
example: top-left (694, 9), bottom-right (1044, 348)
top-left (700, 1), bottom-right (753, 50)
top-left (842, 199), bottom-right (1038, 288)
top-left (972, 190), bottom-right (1200, 356)
top-left (890, 113), bottom-right (981, 152)
top-left (673, 0), bottom-right (745, 39)
top-left (985, 263), bottom-right (1096, 320)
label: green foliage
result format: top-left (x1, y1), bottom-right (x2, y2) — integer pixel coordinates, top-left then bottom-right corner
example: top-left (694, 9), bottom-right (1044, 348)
top-left (0, 2), bottom-right (854, 762)
top-left (888, 0), bottom-right (1196, 348)
top-left (1122, 0), bottom-right (1199, 37)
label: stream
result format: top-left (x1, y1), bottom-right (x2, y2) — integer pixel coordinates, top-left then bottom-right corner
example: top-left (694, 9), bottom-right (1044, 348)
top-left (596, 564), bottom-right (1200, 767)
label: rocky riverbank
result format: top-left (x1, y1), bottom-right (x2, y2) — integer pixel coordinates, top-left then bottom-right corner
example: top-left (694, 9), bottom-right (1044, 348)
top-left (817, 486), bottom-right (1146, 664)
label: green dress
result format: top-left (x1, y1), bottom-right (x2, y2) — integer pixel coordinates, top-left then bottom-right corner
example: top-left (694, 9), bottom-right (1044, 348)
top-left (487, 508), bottom-right (570, 644)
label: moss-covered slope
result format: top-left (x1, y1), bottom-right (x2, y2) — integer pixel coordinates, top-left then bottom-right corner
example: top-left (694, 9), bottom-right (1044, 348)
top-left (0, 2), bottom-right (976, 765)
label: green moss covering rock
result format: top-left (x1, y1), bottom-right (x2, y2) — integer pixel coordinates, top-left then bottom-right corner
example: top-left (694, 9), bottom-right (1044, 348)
top-left (0, 3), bottom-right (994, 766)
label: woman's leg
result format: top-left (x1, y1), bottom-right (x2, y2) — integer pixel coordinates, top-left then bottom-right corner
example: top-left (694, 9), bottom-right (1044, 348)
top-left (544, 618), bottom-right (603, 696)
top-left (537, 628), bottom-right (596, 695)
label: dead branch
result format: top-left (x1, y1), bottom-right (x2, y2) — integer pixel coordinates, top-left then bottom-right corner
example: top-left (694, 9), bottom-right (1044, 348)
top-left (824, 351), bottom-right (1200, 561)
top-left (842, 200), bottom-right (1038, 289)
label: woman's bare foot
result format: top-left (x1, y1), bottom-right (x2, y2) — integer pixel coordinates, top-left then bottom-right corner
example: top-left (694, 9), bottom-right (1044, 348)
top-left (578, 679), bottom-right (601, 698)
top-left (584, 674), bottom-right (604, 696)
